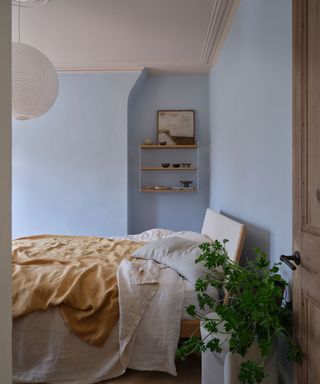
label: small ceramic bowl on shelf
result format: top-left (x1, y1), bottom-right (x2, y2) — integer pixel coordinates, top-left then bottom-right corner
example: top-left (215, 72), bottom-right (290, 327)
top-left (159, 141), bottom-right (167, 146)
top-left (172, 163), bottom-right (180, 168)
top-left (180, 180), bottom-right (193, 188)
top-left (161, 163), bottom-right (170, 168)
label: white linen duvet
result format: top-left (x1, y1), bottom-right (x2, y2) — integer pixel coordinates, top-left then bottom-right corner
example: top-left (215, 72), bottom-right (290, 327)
top-left (13, 257), bottom-right (184, 383)
top-left (13, 229), bottom-right (216, 383)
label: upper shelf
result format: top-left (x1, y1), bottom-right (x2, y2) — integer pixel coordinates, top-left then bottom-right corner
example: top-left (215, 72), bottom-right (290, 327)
top-left (141, 166), bottom-right (197, 171)
top-left (140, 144), bottom-right (198, 149)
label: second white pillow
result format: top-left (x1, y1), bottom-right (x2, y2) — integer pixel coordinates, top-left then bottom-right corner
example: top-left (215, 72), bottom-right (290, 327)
top-left (132, 236), bottom-right (222, 285)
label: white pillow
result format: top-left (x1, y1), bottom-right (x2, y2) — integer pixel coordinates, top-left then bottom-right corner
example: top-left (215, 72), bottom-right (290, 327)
top-left (168, 231), bottom-right (212, 243)
top-left (132, 236), bottom-right (222, 285)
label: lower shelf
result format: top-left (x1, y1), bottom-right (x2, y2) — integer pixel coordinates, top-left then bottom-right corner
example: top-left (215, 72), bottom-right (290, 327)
top-left (140, 188), bottom-right (197, 192)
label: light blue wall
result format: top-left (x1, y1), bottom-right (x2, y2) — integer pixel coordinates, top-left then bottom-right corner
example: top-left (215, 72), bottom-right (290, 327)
top-left (12, 71), bottom-right (141, 239)
top-left (128, 74), bottom-right (210, 233)
top-left (208, 0), bottom-right (292, 376)
top-left (209, 0), bottom-right (292, 269)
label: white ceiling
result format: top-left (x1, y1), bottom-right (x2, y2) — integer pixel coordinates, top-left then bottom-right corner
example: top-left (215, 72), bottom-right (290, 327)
top-left (12, 0), bottom-right (239, 74)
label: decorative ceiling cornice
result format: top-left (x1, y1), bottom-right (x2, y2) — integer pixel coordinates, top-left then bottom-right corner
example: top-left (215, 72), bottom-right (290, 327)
top-left (56, 64), bottom-right (210, 75)
top-left (12, 0), bottom-right (49, 7)
top-left (200, 0), bottom-right (240, 67)
top-left (56, 66), bottom-right (145, 74)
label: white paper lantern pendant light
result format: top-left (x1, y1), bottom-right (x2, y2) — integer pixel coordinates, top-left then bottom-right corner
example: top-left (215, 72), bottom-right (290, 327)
top-left (12, 0), bottom-right (59, 120)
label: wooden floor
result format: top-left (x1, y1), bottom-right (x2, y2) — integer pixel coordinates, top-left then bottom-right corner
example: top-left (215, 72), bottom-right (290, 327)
top-left (103, 355), bottom-right (201, 384)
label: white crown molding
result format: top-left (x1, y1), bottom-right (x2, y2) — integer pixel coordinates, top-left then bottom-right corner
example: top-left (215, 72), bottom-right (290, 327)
top-left (56, 66), bottom-right (145, 74)
top-left (56, 63), bottom-right (210, 75)
top-left (200, 0), bottom-right (240, 67)
top-left (146, 64), bottom-right (210, 75)
top-left (12, 0), bottom-right (49, 7)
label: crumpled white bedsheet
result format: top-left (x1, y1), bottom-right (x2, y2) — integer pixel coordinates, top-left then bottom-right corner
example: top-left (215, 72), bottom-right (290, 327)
top-left (13, 256), bottom-right (184, 383)
top-left (111, 228), bottom-right (175, 242)
top-left (118, 259), bottom-right (184, 376)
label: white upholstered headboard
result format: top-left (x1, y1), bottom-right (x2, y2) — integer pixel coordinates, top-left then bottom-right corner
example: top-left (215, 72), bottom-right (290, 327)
top-left (201, 208), bottom-right (246, 263)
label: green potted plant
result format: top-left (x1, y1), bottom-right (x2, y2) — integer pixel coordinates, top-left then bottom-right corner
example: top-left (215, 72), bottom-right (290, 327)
top-left (177, 239), bottom-right (302, 384)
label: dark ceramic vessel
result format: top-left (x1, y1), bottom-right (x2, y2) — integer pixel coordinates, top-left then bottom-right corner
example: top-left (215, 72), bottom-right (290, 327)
top-left (180, 180), bottom-right (193, 188)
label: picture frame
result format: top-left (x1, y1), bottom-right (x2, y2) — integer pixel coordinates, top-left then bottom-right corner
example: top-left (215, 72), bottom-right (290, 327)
top-left (157, 110), bottom-right (195, 145)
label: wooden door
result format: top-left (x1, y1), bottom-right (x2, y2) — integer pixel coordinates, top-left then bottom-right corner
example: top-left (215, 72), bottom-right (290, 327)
top-left (293, 0), bottom-right (320, 383)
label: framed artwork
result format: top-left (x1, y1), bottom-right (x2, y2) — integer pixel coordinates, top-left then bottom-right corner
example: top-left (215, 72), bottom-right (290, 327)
top-left (157, 110), bottom-right (195, 145)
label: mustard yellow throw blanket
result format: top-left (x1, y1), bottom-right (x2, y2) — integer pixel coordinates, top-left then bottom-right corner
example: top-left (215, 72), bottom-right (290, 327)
top-left (12, 235), bottom-right (144, 346)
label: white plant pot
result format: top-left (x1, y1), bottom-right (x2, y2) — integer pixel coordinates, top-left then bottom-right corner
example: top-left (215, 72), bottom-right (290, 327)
top-left (201, 313), bottom-right (278, 384)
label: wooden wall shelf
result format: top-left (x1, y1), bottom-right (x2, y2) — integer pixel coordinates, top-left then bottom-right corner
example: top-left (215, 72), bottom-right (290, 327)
top-left (140, 188), bottom-right (197, 193)
top-left (140, 144), bottom-right (198, 149)
top-left (139, 142), bottom-right (199, 192)
top-left (140, 167), bottom-right (197, 171)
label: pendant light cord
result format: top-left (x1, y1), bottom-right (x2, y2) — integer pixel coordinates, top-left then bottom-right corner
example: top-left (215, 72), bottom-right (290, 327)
top-left (18, 0), bottom-right (21, 43)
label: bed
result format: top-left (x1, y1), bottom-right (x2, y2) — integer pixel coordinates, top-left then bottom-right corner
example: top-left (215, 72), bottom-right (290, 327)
top-left (12, 209), bottom-right (245, 384)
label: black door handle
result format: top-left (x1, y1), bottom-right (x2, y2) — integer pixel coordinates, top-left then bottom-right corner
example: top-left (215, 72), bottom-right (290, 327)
top-left (280, 251), bottom-right (301, 270)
